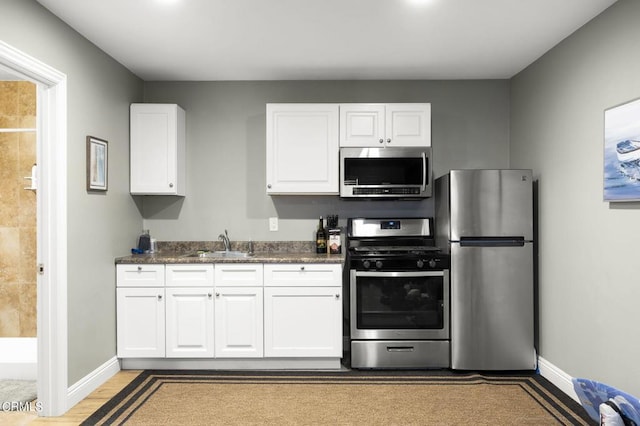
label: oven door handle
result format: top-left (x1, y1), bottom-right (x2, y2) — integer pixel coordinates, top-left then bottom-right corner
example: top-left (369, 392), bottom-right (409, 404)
top-left (354, 271), bottom-right (445, 278)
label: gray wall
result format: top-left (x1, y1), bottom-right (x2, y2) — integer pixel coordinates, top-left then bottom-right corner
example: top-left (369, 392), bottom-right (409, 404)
top-left (0, 0), bottom-right (144, 384)
top-left (511, 0), bottom-right (640, 396)
top-left (142, 80), bottom-right (510, 241)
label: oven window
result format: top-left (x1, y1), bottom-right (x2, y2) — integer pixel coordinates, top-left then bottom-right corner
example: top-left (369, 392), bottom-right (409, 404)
top-left (344, 157), bottom-right (424, 185)
top-left (356, 275), bottom-right (443, 330)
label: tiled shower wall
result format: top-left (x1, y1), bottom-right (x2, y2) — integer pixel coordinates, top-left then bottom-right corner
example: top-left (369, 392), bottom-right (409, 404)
top-left (0, 81), bottom-right (37, 337)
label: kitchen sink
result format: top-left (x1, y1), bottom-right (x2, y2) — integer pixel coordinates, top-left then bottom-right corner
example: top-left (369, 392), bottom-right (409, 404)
top-left (182, 250), bottom-right (252, 258)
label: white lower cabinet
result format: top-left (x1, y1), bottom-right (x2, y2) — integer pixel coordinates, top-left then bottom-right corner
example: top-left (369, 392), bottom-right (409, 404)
top-left (165, 287), bottom-right (214, 358)
top-left (264, 263), bottom-right (342, 358)
top-left (214, 287), bottom-right (263, 358)
top-left (117, 287), bottom-right (166, 358)
top-left (164, 264), bottom-right (215, 358)
top-left (117, 262), bottom-right (342, 364)
top-left (264, 286), bottom-right (342, 357)
top-left (214, 263), bottom-right (264, 358)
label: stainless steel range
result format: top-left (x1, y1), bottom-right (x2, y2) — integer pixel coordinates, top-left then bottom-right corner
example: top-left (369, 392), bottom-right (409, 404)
top-left (347, 218), bottom-right (450, 369)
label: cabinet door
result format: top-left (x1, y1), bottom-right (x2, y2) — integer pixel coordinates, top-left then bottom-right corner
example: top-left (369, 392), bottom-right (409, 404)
top-left (339, 104), bottom-right (386, 147)
top-left (266, 104), bottom-right (339, 194)
top-left (385, 103), bottom-right (431, 147)
top-left (214, 287), bottom-right (263, 358)
top-left (130, 103), bottom-right (186, 195)
top-left (165, 287), bottom-right (214, 358)
top-left (117, 288), bottom-right (165, 358)
top-left (264, 287), bottom-right (342, 357)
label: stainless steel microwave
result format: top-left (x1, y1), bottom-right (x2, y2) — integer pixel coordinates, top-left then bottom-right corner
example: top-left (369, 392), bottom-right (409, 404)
top-left (340, 147), bottom-right (432, 199)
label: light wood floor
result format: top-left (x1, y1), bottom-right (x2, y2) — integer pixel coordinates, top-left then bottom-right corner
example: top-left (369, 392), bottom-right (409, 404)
top-left (0, 370), bottom-right (141, 426)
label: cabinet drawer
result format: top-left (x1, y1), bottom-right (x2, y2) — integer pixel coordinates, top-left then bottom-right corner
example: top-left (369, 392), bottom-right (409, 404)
top-left (117, 264), bottom-right (165, 287)
top-left (264, 264), bottom-right (342, 287)
top-left (215, 263), bottom-right (264, 287)
top-left (166, 264), bottom-right (214, 287)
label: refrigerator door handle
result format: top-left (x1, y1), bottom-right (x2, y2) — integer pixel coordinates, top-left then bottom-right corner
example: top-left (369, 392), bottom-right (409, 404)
top-left (421, 151), bottom-right (427, 192)
top-left (459, 236), bottom-right (525, 247)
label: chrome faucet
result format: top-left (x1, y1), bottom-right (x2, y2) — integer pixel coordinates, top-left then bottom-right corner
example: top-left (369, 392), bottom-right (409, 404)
top-left (218, 229), bottom-right (231, 251)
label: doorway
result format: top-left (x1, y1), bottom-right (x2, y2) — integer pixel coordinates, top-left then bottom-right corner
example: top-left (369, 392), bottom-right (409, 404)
top-left (0, 79), bottom-right (37, 381)
top-left (0, 41), bottom-right (68, 416)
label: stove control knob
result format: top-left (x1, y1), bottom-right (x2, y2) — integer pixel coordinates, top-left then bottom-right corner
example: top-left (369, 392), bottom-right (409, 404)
top-left (416, 259), bottom-right (424, 268)
top-left (375, 260), bottom-right (383, 269)
top-left (362, 260), bottom-right (371, 269)
top-left (428, 259), bottom-right (437, 269)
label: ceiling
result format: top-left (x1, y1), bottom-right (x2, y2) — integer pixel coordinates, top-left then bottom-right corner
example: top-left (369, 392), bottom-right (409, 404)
top-left (34, 0), bottom-right (617, 81)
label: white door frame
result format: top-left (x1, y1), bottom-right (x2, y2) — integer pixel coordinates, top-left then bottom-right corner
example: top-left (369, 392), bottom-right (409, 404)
top-left (0, 41), bottom-right (68, 416)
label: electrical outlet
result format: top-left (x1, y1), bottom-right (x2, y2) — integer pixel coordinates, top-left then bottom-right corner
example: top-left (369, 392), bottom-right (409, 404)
top-left (269, 217), bottom-right (278, 231)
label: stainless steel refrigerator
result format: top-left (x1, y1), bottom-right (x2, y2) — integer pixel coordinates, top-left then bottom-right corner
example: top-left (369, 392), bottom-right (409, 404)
top-left (435, 169), bottom-right (537, 370)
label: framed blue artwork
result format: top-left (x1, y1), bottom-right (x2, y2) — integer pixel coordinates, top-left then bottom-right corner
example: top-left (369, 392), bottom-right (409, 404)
top-left (604, 97), bottom-right (640, 202)
top-left (86, 135), bottom-right (108, 192)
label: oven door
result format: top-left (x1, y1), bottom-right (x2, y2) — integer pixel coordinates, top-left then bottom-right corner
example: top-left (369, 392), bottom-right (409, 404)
top-left (350, 270), bottom-right (449, 340)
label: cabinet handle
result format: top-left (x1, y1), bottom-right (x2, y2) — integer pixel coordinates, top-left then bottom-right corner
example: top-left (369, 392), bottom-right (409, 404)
top-left (379, 138), bottom-right (384, 144)
top-left (208, 293), bottom-right (213, 298)
top-left (300, 266), bottom-right (305, 271)
top-left (335, 294), bottom-right (340, 299)
top-left (169, 183), bottom-right (174, 188)
top-left (386, 138), bottom-right (391, 144)
top-left (137, 266), bottom-right (142, 272)
top-left (267, 184), bottom-right (272, 189)
top-left (216, 292), bottom-right (220, 297)
top-left (157, 295), bottom-right (162, 300)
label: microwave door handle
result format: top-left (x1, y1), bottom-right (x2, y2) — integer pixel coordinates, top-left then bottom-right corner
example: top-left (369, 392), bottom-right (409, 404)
top-left (421, 151), bottom-right (427, 192)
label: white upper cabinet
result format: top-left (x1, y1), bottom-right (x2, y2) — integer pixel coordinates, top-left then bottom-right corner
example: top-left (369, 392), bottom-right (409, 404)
top-left (266, 104), bottom-right (339, 195)
top-left (130, 103), bottom-right (186, 195)
top-left (339, 104), bottom-right (385, 147)
top-left (339, 103), bottom-right (431, 147)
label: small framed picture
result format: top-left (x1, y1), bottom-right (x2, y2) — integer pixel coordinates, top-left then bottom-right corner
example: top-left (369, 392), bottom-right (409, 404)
top-left (603, 97), bottom-right (640, 202)
top-left (87, 136), bottom-right (108, 191)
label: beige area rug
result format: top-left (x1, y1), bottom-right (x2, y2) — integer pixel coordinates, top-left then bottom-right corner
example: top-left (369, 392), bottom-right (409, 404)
top-left (82, 370), bottom-right (595, 425)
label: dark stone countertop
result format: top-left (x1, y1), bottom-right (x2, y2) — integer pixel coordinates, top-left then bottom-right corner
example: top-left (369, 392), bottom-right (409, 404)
top-left (115, 240), bottom-right (345, 265)
top-left (115, 251), bottom-right (344, 265)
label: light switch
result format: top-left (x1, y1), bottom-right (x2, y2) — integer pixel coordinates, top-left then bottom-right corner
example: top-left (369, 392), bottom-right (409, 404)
top-left (269, 217), bottom-right (278, 231)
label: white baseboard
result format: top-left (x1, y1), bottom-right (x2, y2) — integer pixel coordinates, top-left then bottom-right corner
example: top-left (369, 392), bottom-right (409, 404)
top-left (537, 356), bottom-right (579, 402)
top-left (67, 356), bottom-right (120, 409)
top-left (121, 357), bottom-right (342, 370)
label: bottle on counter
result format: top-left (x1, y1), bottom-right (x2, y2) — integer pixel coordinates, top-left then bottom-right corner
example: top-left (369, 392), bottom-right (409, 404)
top-left (316, 216), bottom-right (327, 254)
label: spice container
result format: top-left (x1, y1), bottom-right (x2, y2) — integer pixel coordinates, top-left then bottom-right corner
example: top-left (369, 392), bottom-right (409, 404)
top-left (326, 215), bottom-right (341, 254)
